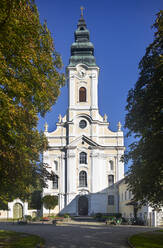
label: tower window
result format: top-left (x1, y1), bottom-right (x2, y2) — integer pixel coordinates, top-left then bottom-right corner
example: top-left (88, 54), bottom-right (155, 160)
top-left (108, 175), bottom-right (114, 187)
top-left (52, 175), bottom-right (58, 189)
top-left (79, 171), bottom-right (87, 187)
top-left (79, 87), bottom-right (86, 102)
top-left (79, 152), bottom-right (87, 164)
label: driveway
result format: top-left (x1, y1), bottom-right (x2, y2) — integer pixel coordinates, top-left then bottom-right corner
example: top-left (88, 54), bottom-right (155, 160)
top-left (0, 222), bottom-right (157, 248)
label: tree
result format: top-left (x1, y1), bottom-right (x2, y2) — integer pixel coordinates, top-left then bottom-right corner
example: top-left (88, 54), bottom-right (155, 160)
top-left (0, 197), bottom-right (8, 211)
top-left (0, 0), bottom-right (65, 203)
top-left (125, 11), bottom-right (163, 208)
top-left (42, 195), bottom-right (58, 216)
top-left (126, 201), bottom-right (141, 221)
top-left (29, 190), bottom-right (42, 210)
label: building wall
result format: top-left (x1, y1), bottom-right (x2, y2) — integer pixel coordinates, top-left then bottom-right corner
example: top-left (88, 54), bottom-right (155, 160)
top-left (0, 210), bottom-right (8, 219)
top-left (118, 181), bottom-right (134, 218)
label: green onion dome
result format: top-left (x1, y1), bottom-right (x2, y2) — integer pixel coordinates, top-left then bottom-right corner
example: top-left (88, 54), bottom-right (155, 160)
top-left (69, 16), bottom-right (97, 67)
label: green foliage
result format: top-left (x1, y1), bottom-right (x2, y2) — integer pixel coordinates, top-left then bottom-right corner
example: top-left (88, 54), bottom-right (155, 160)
top-left (0, 198), bottom-right (8, 210)
top-left (107, 213), bottom-right (122, 218)
top-left (63, 213), bottom-right (70, 218)
top-left (28, 190), bottom-right (42, 210)
top-left (24, 215), bottom-right (32, 221)
top-left (129, 231), bottom-right (163, 248)
top-left (42, 195), bottom-right (58, 215)
top-left (0, 230), bottom-right (44, 248)
top-left (94, 212), bottom-right (122, 220)
top-left (94, 212), bottom-right (103, 219)
top-left (32, 216), bottom-right (40, 221)
top-left (0, 0), bottom-right (65, 202)
top-left (125, 11), bottom-right (163, 208)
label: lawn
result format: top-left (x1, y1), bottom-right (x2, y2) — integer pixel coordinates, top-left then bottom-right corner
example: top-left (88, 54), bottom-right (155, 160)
top-left (129, 230), bottom-right (163, 248)
top-left (0, 230), bottom-right (44, 247)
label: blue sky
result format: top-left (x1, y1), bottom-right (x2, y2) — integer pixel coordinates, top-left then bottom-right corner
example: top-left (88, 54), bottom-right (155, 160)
top-left (36, 0), bottom-right (162, 171)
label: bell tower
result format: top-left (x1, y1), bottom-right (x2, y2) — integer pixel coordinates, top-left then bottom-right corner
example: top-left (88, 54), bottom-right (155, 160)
top-left (67, 12), bottom-right (100, 121)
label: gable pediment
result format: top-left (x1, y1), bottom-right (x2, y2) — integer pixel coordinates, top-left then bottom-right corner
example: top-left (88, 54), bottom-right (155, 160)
top-left (67, 135), bottom-right (100, 148)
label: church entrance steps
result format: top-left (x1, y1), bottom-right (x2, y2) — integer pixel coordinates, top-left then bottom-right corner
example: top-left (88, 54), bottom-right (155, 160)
top-left (72, 216), bottom-right (96, 222)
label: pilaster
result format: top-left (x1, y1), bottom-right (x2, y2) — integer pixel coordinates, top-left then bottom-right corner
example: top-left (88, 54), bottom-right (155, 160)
top-left (90, 70), bottom-right (98, 110)
top-left (68, 71), bottom-right (75, 109)
top-left (67, 149), bottom-right (76, 194)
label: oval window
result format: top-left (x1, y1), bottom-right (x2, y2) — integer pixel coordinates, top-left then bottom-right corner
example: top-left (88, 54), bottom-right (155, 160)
top-left (79, 120), bottom-right (87, 129)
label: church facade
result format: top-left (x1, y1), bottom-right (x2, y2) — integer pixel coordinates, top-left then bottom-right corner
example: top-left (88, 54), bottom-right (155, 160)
top-left (43, 14), bottom-right (125, 216)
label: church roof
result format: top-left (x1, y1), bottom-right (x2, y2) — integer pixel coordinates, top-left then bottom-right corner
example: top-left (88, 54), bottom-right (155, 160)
top-left (69, 15), bottom-right (97, 67)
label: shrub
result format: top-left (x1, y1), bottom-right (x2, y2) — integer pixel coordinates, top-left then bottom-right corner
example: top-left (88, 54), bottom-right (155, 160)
top-left (63, 213), bottom-right (70, 218)
top-left (18, 220), bottom-right (27, 224)
top-left (95, 213), bottom-right (122, 222)
top-left (24, 215), bottom-right (32, 221)
top-left (95, 213), bottom-right (103, 219)
top-left (121, 217), bottom-right (128, 224)
top-left (42, 195), bottom-right (58, 216)
top-left (32, 216), bottom-right (40, 222)
top-left (49, 215), bottom-right (55, 219)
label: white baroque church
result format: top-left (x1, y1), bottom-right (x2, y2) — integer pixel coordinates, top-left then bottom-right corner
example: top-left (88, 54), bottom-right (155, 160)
top-left (0, 13), bottom-right (162, 226)
top-left (42, 14), bottom-right (125, 216)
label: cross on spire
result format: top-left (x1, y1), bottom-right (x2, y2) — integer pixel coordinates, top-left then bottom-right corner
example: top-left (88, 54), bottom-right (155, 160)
top-left (80, 6), bottom-right (84, 17)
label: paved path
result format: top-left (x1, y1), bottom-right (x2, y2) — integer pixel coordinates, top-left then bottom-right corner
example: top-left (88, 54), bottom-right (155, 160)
top-left (0, 222), bottom-right (157, 248)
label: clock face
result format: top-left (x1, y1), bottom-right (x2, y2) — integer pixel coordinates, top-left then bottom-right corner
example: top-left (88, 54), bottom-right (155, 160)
top-left (79, 120), bottom-right (87, 129)
top-left (77, 65), bottom-right (86, 78)
top-left (79, 69), bottom-right (86, 78)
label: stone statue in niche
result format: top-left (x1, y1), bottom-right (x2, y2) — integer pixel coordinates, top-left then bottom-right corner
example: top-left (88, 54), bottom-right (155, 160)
top-left (44, 122), bottom-right (48, 132)
top-left (117, 121), bottom-right (122, 131)
top-left (103, 114), bottom-right (107, 122)
top-left (58, 114), bottom-right (62, 123)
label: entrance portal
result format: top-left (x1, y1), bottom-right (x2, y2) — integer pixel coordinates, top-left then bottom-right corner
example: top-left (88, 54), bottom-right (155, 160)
top-left (78, 196), bottom-right (88, 216)
top-left (13, 203), bottom-right (23, 219)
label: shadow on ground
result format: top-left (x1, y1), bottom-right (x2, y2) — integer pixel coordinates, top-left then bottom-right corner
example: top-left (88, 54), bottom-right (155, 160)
top-left (0, 222), bottom-right (158, 248)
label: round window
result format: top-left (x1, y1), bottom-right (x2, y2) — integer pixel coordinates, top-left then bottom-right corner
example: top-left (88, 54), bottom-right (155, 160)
top-left (79, 120), bottom-right (87, 129)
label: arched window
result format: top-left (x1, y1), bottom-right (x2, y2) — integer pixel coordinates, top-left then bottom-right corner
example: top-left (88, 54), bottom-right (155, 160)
top-left (52, 175), bottom-right (58, 189)
top-left (79, 87), bottom-right (86, 102)
top-left (109, 160), bottom-right (114, 170)
top-left (80, 152), bottom-right (87, 164)
top-left (108, 175), bottom-right (114, 187)
top-left (79, 171), bottom-right (87, 187)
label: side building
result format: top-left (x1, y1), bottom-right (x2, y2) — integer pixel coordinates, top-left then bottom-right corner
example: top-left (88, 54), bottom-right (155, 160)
top-left (118, 179), bottom-right (163, 227)
top-left (43, 14), bottom-right (125, 216)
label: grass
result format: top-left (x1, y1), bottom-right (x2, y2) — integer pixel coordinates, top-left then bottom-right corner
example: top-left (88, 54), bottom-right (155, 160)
top-left (129, 230), bottom-right (163, 248)
top-left (0, 219), bottom-right (14, 222)
top-left (0, 230), bottom-right (44, 247)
